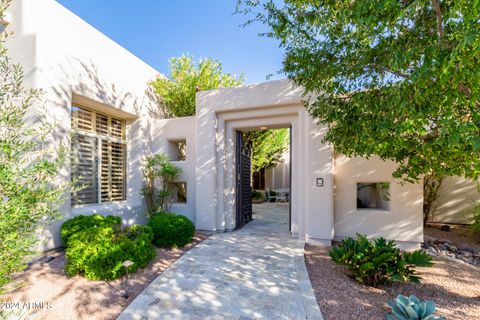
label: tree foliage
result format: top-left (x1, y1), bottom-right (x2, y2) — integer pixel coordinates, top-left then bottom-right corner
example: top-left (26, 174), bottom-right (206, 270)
top-left (239, 0), bottom-right (480, 182)
top-left (244, 129), bottom-right (289, 173)
top-left (0, 0), bottom-right (69, 292)
top-left (149, 55), bottom-right (244, 118)
top-left (141, 154), bottom-right (182, 217)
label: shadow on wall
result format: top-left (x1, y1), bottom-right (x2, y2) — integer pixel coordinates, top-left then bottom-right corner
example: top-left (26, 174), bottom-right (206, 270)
top-left (35, 58), bottom-right (156, 249)
top-left (432, 177), bottom-right (480, 224)
top-left (196, 80), bottom-right (304, 113)
top-left (333, 156), bottom-right (423, 245)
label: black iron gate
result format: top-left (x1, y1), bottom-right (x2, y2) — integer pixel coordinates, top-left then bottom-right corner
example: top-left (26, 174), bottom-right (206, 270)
top-left (235, 131), bottom-right (252, 229)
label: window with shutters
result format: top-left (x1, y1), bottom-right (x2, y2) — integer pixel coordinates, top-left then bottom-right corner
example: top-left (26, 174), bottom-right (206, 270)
top-left (71, 105), bottom-right (127, 206)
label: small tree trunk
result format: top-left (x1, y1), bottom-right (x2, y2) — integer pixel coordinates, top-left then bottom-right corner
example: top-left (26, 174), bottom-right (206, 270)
top-left (423, 173), bottom-right (444, 226)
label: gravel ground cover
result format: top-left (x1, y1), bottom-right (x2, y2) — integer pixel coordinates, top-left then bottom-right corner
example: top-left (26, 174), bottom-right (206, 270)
top-left (305, 245), bottom-right (480, 320)
top-left (1, 233), bottom-right (207, 320)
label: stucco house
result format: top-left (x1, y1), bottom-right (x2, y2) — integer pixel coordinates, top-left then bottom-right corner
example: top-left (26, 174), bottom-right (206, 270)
top-left (6, 0), bottom-right (479, 251)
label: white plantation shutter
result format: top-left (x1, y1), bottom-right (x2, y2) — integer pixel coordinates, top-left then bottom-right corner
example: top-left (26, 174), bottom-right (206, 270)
top-left (71, 134), bottom-right (98, 205)
top-left (71, 105), bottom-right (126, 206)
top-left (96, 113), bottom-right (109, 136)
top-left (100, 141), bottom-right (126, 202)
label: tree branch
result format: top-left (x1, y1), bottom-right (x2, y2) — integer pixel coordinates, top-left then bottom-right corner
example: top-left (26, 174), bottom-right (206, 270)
top-left (431, 0), bottom-right (444, 38)
top-left (383, 67), bottom-right (409, 79)
top-left (366, 64), bottom-right (409, 79)
top-left (458, 83), bottom-right (472, 99)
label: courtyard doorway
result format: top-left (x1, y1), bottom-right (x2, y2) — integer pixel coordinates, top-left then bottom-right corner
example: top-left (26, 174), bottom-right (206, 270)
top-left (235, 127), bottom-right (291, 231)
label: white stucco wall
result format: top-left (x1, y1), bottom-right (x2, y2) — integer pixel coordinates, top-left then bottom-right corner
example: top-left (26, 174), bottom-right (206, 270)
top-left (431, 176), bottom-right (480, 224)
top-left (265, 149), bottom-right (290, 190)
top-left (147, 116), bottom-right (197, 222)
top-left (334, 156), bottom-right (424, 249)
top-left (6, 0), bottom-right (160, 249)
top-left (196, 80), bottom-right (335, 244)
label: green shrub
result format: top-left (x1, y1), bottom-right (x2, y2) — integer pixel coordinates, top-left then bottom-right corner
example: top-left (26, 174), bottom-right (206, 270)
top-left (252, 190), bottom-right (264, 200)
top-left (64, 224), bottom-right (155, 281)
top-left (385, 294), bottom-right (444, 320)
top-left (149, 213), bottom-right (195, 248)
top-left (60, 214), bottom-right (122, 245)
top-left (329, 234), bottom-right (433, 287)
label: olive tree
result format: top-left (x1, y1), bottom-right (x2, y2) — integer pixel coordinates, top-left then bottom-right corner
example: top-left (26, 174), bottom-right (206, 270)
top-left (0, 0), bottom-right (70, 292)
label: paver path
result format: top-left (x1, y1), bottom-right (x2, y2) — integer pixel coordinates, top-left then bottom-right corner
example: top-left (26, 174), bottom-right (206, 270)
top-left (119, 204), bottom-right (323, 320)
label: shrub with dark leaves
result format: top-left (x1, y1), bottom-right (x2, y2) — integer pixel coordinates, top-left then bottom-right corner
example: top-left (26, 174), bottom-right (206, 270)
top-left (149, 213), bottom-right (195, 248)
top-left (329, 234), bottom-right (433, 287)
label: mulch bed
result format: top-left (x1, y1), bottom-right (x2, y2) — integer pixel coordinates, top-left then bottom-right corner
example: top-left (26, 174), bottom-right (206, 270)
top-left (304, 244), bottom-right (480, 320)
top-left (1, 233), bottom-right (207, 320)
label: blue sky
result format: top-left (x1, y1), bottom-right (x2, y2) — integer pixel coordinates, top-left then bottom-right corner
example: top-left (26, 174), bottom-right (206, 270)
top-left (56, 1), bottom-right (285, 84)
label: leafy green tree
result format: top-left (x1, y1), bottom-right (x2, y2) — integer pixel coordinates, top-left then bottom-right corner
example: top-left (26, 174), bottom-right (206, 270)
top-left (150, 55), bottom-right (245, 118)
top-left (239, 0), bottom-right (480, 183)
top-left (244, 129), bottom-right (289, 173)
top-left (0, 0), bottom-right (69, 293)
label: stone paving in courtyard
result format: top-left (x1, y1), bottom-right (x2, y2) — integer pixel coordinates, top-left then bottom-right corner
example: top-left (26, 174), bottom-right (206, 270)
top-left (118, 203), bottom-right (323, 320)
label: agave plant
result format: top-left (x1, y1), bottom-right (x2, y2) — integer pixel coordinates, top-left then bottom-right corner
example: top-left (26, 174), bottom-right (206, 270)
top-left (0, 309), bottom-right (29, 320)
top-left (385, 294), bottom-right (445, 320)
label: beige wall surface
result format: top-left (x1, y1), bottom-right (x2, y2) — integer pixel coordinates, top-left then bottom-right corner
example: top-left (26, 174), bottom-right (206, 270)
top-left (431, 177), bottom-right (480, 224)
top-left (334, 156), bottom-right (424, 249)
top-left (265, 149), bottom-right (290, 191)
top-left (6, 0), bottom-right (160, 249)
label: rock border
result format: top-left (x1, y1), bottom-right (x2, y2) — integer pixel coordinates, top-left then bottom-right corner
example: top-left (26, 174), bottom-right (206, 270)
top-left (422, 236), bottom-right (480, 266)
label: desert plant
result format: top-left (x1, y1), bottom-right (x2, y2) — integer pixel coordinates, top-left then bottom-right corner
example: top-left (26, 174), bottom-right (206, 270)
top-left (329, 235), bottom-right (433, 287)
top-left (0, 0), bottom-right (71, 293)
top-left (140, 153), bottom-right (182, 217)
top-left (0, 309), bottom-right (29, 320)
top-left (64, 223), bottom-right (155, 281)
top-left (385, 294), bottom-right (444, 320)
top-left (149, 212), bottom-right (195, 248)
top-left (60, 214), bottom-right (121, 245)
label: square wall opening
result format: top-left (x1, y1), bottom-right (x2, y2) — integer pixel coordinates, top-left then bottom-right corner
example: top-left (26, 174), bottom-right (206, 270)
top-left (357, 182), bottom-right (390, 210)
top-left (170, 182), bottom-right (187, 203)
top-left (168, 139), bottom-right (186, 161)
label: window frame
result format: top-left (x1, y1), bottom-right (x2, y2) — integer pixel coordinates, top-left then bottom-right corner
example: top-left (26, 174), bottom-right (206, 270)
top-left (71, 104), bottom-right (127, 207)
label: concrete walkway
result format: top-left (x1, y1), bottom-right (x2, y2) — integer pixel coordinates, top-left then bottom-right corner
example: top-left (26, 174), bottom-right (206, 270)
top-left (118, 204), bottom-right (323, 320)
